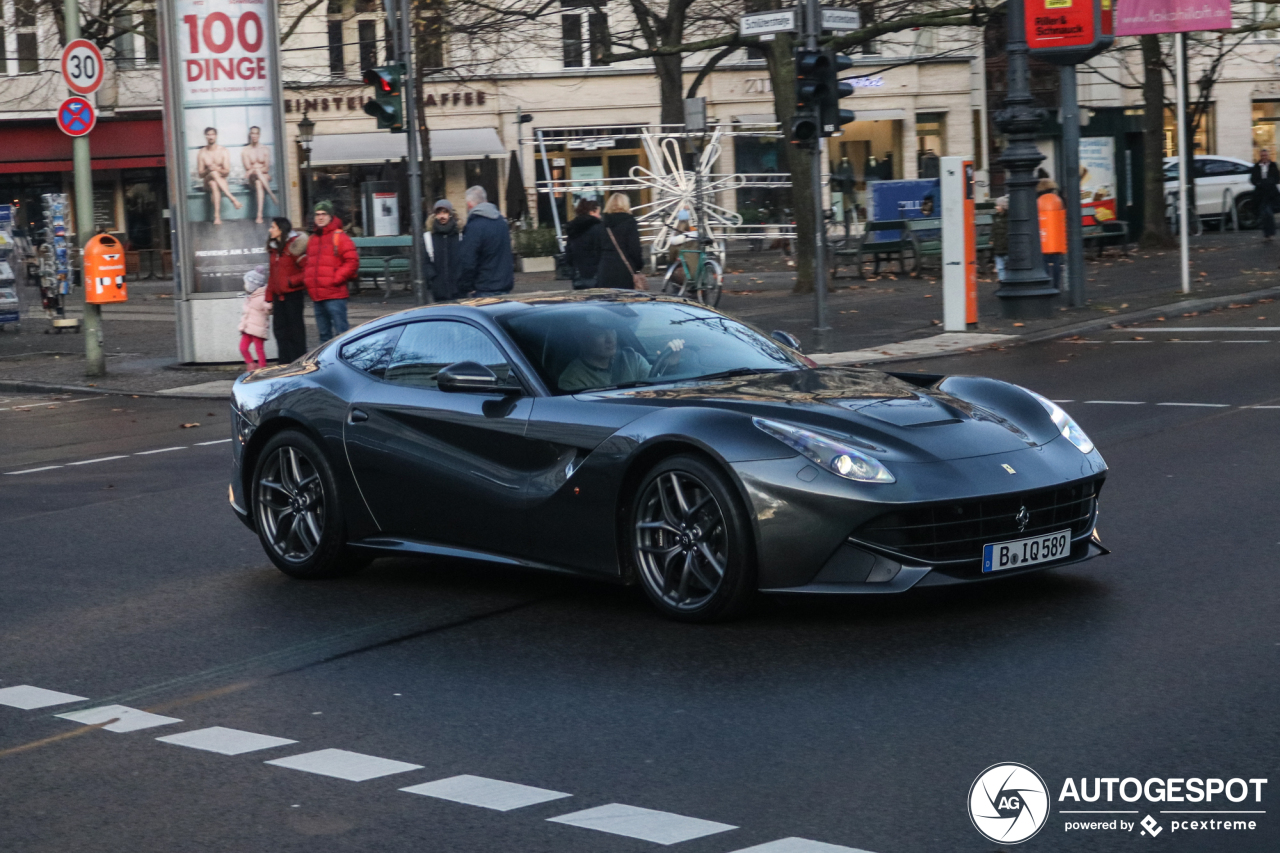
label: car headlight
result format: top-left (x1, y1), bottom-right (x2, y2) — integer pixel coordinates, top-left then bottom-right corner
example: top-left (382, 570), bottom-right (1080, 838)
top-left (1025, 389), bottom-right (1094, 454)
top-left (752, 417), bottom-right (895, 483)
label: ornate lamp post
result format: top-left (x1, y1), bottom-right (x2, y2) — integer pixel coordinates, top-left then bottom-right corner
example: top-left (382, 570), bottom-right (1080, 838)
top-left (297, 110), bottom-right (315, 218)
top-left (993, 0), bottom-right (1059, 318)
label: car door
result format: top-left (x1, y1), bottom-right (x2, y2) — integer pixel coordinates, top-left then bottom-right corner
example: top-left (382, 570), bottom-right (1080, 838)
top-left (342, 318), bottom-right (539, 554)
top-left (1198, 158), bottom-right (1248, 216)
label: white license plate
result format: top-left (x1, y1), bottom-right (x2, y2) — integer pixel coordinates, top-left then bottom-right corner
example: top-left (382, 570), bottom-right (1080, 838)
top-left (982, 529), bottom-right (1071, 573)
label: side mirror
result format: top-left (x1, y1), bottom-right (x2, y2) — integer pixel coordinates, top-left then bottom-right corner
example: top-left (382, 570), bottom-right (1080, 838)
top-left (770, 330), bottom-right (803, 352)
top-left (437, 361), bottom-right (522, 394)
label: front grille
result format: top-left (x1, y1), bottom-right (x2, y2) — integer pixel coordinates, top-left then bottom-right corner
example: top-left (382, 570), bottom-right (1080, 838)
top-left (852, 479), bottom-right (1101, 565)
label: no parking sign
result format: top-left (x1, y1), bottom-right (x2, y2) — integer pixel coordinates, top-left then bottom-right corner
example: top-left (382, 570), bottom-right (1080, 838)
top-left (56, 97), bottom-right (96, 137)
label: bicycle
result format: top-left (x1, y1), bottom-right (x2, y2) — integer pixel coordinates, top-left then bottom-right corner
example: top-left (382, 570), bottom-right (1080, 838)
top-left (660, 239), bottom-right (723, 307)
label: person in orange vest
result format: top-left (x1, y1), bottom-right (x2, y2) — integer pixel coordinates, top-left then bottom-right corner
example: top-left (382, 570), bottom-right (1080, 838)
top-left (1038, 179), bottom-right (1067, 290)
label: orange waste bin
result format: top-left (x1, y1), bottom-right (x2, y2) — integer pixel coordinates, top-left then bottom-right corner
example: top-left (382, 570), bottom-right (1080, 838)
top-left (1038, 191), bottom-right (1067, 255)
top-left (83, 233), bottom-right (128, 304)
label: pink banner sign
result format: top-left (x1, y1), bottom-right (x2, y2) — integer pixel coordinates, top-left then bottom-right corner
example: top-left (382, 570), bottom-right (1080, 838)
top-left (1115, 0), bottom-right (1233, 35)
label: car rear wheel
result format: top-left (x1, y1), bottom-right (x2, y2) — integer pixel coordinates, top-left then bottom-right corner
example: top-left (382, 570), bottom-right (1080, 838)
top-left (1236, 195), bottom-right (1261, 231)
top-left (631, 454), bottom-right (756, 622)
top-left (252, 430), bottom-right (358, 579)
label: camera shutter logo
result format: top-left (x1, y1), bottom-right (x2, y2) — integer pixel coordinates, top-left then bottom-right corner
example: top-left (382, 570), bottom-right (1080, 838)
top-left (969, 763), bottom-right (1050, 844)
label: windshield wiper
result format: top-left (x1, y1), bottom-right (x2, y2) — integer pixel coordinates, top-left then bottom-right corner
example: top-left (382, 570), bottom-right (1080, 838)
top-left (692, 367), bottom-right (795, 382)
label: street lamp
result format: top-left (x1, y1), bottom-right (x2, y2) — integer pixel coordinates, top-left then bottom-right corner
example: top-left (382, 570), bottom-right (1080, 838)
top-left (993, 0), bottom-right (1059, 318)
top-left (297, 109), bottom-right (315, 217)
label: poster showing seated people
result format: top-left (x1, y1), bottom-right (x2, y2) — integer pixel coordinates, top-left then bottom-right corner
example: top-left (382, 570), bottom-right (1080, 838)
top-left (163, 0), bottom-right (287, 293)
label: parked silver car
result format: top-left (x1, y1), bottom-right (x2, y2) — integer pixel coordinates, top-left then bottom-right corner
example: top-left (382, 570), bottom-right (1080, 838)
top-left (1162, 155), bottom-right (1261, 229)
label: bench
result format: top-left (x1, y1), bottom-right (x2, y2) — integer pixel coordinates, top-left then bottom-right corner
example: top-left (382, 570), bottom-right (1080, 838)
top-left (832, 219), bottom-right (914, 279)
top-left (352, 236), bottom-right (412, 296)
top-left (906, 218), bottom-right (943, 275)
top-left (1082, 221), bottom-right (1129, 258)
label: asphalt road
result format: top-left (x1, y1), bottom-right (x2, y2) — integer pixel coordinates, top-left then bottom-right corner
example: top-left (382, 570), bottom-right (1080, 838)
top-left (1, 306), bottom-right (1277, 853)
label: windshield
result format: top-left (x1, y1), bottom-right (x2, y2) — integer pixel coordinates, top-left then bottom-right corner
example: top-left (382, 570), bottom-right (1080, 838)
top-left (497, 300), bottom-right (807, 395)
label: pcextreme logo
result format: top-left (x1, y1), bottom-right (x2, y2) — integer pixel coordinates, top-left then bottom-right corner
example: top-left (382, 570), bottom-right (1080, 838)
top-left (969, 763), bottom-right (1050, 844)
top-left (969, 764), bottom-right (1268, 844)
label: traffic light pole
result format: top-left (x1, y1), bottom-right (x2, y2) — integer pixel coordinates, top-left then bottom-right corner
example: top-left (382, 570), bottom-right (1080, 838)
top-left (397, 0), bottom-right (426, 305)
top-left (65, 0), bottom-right (104, 376)
top-left (802, 0), bottom-right (830, 351)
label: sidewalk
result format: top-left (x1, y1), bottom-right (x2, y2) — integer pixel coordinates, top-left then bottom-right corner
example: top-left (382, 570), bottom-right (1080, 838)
top-left (2, 229), bottom-right (1277, 398)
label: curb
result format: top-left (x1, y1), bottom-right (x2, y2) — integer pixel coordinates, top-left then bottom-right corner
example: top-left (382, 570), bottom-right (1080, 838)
top-left (5, 286), bottom-right (1279, 396)
top-left (835, 285), bottom-right (1280, 367)
top-left (0, 379), bottom-right (230, 401)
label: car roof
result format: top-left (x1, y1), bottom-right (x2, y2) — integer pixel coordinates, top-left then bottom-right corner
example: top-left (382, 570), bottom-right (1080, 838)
top-left (363, 290), bottom-right (708, 327)
top-left (1161, 155), bottom-right (1253, 166)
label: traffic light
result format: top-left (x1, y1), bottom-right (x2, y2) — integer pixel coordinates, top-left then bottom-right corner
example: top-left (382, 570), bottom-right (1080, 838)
top-left (363, 65), bottom-right (405, 133)
top-left (791, 49), bottom-right (855, 147)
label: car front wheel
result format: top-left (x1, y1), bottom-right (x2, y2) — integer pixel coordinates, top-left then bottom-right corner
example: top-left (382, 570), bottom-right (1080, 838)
top-left (252, 429), bottom-right (359, 579)
top-left (630, 454), bottom-right (756, 622)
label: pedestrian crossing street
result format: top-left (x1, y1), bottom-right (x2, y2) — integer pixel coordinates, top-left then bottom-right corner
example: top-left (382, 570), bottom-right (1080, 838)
top-left (0, 682), bottom-right (876, 852)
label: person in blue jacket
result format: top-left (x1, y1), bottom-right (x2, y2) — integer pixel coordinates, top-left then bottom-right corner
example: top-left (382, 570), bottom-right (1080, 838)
top-left (457, 185), bottom-right (514, 296)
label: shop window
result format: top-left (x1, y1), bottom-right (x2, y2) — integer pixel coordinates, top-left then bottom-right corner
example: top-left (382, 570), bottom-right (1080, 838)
top-left (735, 136), bottom-right (793, 225)
top-left (358, 20), bottom-right (378, 71)
top-left (464, 159), bottom-right (501, 214)
top-left (1253, 102), bottom-right (1280, 162)
top-left (562, 14), bottom-right (583, 68)
top-left (328, 21), bottom-right (345, 76)
top-left (916, 112), bottom-right (946, 178)
top-left (1163, 106), bottom-right (1214, 157)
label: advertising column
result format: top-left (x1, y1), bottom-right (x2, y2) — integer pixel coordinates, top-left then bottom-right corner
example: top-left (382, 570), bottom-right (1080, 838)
top-left (159, 0), bottom-right (288, 362)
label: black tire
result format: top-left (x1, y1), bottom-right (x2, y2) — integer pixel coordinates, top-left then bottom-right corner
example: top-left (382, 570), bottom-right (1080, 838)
top-left (629, 454), bottom-right (756, 622)
top-left (1236, 195), bottom-right (1261, 231)
top-left (251, 429), bottom-right (359, 579)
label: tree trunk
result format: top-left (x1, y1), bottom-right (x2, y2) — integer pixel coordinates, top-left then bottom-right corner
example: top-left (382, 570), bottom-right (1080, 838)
top-left (654, 53), bottom-right (686, 126)
top-left (414, 26), bottom-right (435, 208)
top-left (1140, 35), bottom-right (1174, 247)
top-left (766, 34), bottom-right (815, 294)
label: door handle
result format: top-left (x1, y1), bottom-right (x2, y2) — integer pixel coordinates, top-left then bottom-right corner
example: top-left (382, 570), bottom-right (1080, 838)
top-left (348, 408), bottom-right (369, 424)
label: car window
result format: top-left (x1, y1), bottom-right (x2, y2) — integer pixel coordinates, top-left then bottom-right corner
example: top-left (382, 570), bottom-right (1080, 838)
top-left (497, 300), bottom-right (806, 395)
top-left (383, 320), bottom-right (512, 389)
top-left (1202, 159), bottom-right (1249, 176)
top-left (340, 325), bottom-right (404, 378)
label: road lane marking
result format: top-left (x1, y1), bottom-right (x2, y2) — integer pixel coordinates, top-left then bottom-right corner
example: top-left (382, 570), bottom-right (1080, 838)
top-left (728, 840), bottom-right (878, 853)
top-left (548, 803), bottom-right (737, 845)
top-left (1084, 400), bottom-right (1145, 405)
top-left (1128, 327), bottom-right (1280, 332)
top-left (1166, 340), bottom-right (1214, 343)
top-left (1110, 340), bottom-right (1152, 343)
top-left (1245, 405), bottom-right (1280, 409)
top-left (0, 396), bottom-right (100, 412)
top-left (0, 685), bottom-right (88, 709)
top-left (401, 775), bottom-right (571, 811)
top-left (1222, 340), bottom-right (1271, 343)
top-left (135, 446), bottom-right (187, 455)
top-left (1051, 399), bottom-right (1074, 403)
top-left (66, 455), bottom-right (128, 466)
top-left (265, 748), bottom-right (423, 782)
top-left (56, 704), bottom-right (183, 733)
top-left (1156, 402), bottom-right (1230, 408)
top-left (195, 438), bottom-right (231, 445)
top-left (157, 726), bottom-right (297, 755)
top-left (4, 465), bottom-right (65, 475)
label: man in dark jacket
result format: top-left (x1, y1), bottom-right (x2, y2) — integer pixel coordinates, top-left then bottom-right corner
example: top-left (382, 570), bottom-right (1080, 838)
top-left (303, 201), bottom-right (360, 342)
top-left (1250, 149), bottom-right (1280, 240)
top-left (424, 199), bottom-right (462, 301)
top-left (564, 198), bottom-right (602, 289)
top-left (457, 186), bottom-right (514, 296)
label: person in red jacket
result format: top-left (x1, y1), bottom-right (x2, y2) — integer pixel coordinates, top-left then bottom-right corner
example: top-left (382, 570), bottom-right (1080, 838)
top-left (303, 201), bottom-right (359, 342)
top-left (265, 216), bottom-right (309, 362)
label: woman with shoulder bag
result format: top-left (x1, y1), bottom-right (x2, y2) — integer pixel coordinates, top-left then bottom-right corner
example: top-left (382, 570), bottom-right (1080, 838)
top-left (596, 192), bottom-right (647, 290)
top-left (564, 198), bottom-right (603, 289)
top-left (265, 217), bottom-right (309, 362)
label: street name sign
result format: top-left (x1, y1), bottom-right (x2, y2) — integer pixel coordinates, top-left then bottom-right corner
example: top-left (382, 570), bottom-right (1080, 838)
top-left (61, 39), bottom-right (104, 96)
top-left (821, 8), bottom-right (862, 31)
top-left (56, 97), bottom-right (96, 137)
top-left (740, 9), bottom-right (797, 37)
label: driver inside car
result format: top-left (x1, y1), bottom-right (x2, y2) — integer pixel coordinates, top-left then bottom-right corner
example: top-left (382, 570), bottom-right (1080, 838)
top-left (558, 313), bottom-right (684, 392)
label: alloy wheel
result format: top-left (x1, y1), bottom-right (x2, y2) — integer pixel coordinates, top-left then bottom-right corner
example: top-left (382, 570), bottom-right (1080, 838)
top-left (634, 470), bottom-right (728, 611)
top-left (255, 445), bottom-right (326, 564)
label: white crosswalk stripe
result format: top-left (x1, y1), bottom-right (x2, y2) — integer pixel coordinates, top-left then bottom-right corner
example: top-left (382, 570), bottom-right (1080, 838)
top-left (401, 774), bottom-right (571, 811)
top-left (56, 704), bottom-right (183, 733)
top-left (156, 726), bottom-right (297, 755)
top-left (727, 839), bottom-right (879, 853)
top-left (265, 748), bottom-right (423, 781)
top-left (0, 685), bottom-right (87, 709)
top-left (548, 803), bottom-right (738, 845)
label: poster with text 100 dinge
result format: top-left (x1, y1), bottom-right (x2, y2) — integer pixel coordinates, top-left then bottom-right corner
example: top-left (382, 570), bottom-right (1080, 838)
top-left (164, 0), bottom-right (288, 293)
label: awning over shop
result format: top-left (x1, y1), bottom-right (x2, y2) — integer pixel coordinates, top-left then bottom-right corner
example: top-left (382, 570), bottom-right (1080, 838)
top-left (0, 119), bottom-right (165, 173)
top-left (309, 128), bottom-right (506, 166)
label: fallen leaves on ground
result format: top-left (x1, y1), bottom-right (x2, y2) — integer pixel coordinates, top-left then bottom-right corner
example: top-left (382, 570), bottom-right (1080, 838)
top-left (1132, 336), bottom-right (1145, 341)
top-left (181, 423), bottom-right (200, 429)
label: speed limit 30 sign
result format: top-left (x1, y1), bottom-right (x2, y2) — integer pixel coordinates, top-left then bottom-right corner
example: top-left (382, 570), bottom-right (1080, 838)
top-left (61, 39), bottom-right (104, 96)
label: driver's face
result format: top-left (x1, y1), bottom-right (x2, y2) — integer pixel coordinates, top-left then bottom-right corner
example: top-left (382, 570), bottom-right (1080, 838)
top-left (584, 327), bottom-right (617, 361)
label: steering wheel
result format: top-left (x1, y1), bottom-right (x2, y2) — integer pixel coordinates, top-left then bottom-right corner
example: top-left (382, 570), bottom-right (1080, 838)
top-left (649, 345), bottom-right (682, 377)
